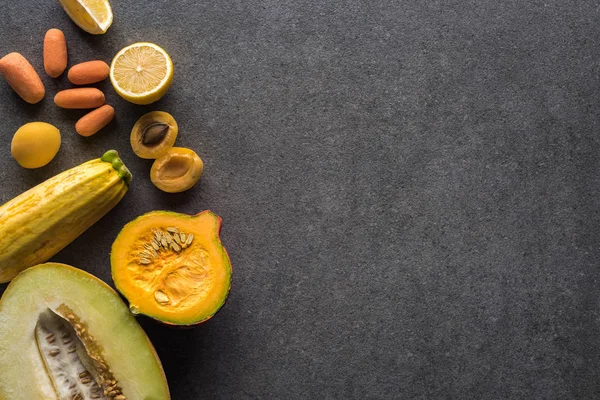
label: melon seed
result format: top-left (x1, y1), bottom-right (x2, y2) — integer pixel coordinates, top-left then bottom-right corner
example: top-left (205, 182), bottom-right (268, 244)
top-left (35, 308), bottom-right (113, 400)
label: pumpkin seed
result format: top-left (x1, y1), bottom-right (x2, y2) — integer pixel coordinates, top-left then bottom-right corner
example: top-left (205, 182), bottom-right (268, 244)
top-left (139, 251), bottom-right (152, 258)
top-left (140, 258), bottom-right (151, 265)
top-left (154, 290), bottom-right (169, 304)
top-left (171, 242), bottom-right (181, 252)
top-left (185, 233), bottom-right (194, 247)
top-left (167, 227), bottom-right (179, 233)
top-left (173, 234), bottom-right (181, 245)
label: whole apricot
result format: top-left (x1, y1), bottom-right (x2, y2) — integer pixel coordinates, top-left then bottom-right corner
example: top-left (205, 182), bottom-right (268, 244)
top-left (11, 122), bottom-right (61, 168)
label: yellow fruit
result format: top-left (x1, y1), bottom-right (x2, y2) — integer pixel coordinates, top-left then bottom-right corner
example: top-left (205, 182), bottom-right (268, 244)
top-left (110, 43), bottom-right (174, 105)
top-left (11, 122), bottom-right (61, 168)
top-left (57, 0), bottom-right (113, 34)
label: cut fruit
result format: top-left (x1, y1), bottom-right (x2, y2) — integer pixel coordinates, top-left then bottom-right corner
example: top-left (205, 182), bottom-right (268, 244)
top-left (58, 0), bottom-right (113, 35)
top-left (150, 147), bottom-right (203, 193)
top-left (130, 111), bottom-right (178, 159)
top-left (0, 263), bottom-right (170, 399)
top-left (110, 43), bottom-right (174, 105)
top-left (111, 211), bottom-right (232, 326)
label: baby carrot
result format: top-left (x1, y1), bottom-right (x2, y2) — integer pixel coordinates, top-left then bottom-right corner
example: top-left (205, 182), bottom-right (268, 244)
top-left (76, 105), bottom-right (115, 136)
top-left (44, 29), bottom-right (68, 78)
top-left (54, 88), bottom-right (105, 109)
top-left (68, 60), bottom-right (109, 85)
top-left (0, 52), bottom-right (45, 104)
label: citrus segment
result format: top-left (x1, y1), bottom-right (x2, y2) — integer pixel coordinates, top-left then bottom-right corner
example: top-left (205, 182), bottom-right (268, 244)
top-left (58, 0), bottom-right (113, 34)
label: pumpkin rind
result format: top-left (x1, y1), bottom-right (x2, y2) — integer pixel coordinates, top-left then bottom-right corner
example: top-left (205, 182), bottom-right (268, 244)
top-left (111, 210), bottom-right (232, 326)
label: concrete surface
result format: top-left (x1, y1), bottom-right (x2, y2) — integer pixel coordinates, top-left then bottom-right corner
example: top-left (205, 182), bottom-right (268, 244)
top-left (1, 0), bottom-right (600, 398)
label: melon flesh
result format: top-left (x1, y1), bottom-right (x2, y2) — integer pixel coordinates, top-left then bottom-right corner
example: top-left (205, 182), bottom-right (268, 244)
top-left (0, 263), bottom-right (170, 400)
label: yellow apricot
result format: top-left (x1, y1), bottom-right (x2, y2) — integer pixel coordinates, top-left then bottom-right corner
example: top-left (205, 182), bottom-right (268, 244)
top-left (11, 122), bottom-right (61, 168)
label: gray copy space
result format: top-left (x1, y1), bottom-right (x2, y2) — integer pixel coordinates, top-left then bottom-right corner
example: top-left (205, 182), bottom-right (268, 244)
top-left (1, 1), bottom-right (600, 398)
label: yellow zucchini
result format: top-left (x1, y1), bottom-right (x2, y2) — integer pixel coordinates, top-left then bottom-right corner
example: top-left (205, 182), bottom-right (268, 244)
top-left (0, 150), bottom-right (132, 282)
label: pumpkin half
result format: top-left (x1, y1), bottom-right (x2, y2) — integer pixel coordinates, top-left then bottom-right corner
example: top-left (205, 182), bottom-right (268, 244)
top-left (111, 210), bottom-right (231, 326)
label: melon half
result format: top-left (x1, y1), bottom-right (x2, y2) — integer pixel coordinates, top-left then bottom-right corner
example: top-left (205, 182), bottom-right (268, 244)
top-left (0, 263), bottom-right (170, 400)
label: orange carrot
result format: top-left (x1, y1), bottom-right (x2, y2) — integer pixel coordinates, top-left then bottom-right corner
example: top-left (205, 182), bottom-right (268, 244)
top-left (76, 105), bottom-right (115, 136)
top-left (68, 60), bottom-right (109, 85)
top-left (43, 29), bottom-right (67, 78)
top-left (0, 52), bottom-right (45, 104)
top-left (54, 88), bottom-right (105, 109)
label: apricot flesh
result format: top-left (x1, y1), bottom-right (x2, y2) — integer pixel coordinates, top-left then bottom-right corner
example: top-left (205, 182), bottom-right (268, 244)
top-left (150, 147), bottom-right (203, 193)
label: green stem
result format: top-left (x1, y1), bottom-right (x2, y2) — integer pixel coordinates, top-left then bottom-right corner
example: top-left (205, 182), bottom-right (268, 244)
top-left (101, 150), bottom-right (132, 186)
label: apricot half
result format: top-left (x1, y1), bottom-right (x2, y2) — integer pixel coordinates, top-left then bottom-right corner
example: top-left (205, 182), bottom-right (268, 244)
top-left (150, 147), bottom-right (203, 193)
top-left (0, 263), bottom-right (170, 399)
top-left (111, 210), bottom-right (232, 326)
top-left (130, 111), bottom-right (178, 159)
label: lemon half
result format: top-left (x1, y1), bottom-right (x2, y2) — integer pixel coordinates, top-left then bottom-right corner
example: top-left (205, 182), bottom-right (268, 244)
top-left (110, 43), bottom-right (174, 105)
top-left (58, 0), bottom-right (113, 34)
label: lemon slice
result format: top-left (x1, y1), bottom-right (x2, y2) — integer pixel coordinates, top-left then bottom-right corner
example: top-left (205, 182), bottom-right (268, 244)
top-left (58, 0), bottom-right (113, 34)
top-left (110, 43), bottom-right (174, 105)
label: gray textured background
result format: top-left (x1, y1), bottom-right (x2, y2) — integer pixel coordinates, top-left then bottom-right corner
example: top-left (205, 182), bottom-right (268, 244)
top-left (1, 0), bottom-right (600, 398)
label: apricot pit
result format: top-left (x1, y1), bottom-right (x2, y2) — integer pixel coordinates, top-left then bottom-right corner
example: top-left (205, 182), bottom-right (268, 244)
top-left (130, 111), bottom-right (178, 159)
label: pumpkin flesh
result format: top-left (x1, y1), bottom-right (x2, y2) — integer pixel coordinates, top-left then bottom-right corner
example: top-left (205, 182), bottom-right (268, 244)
top-left (111, 211), bottom-right (231, 325)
